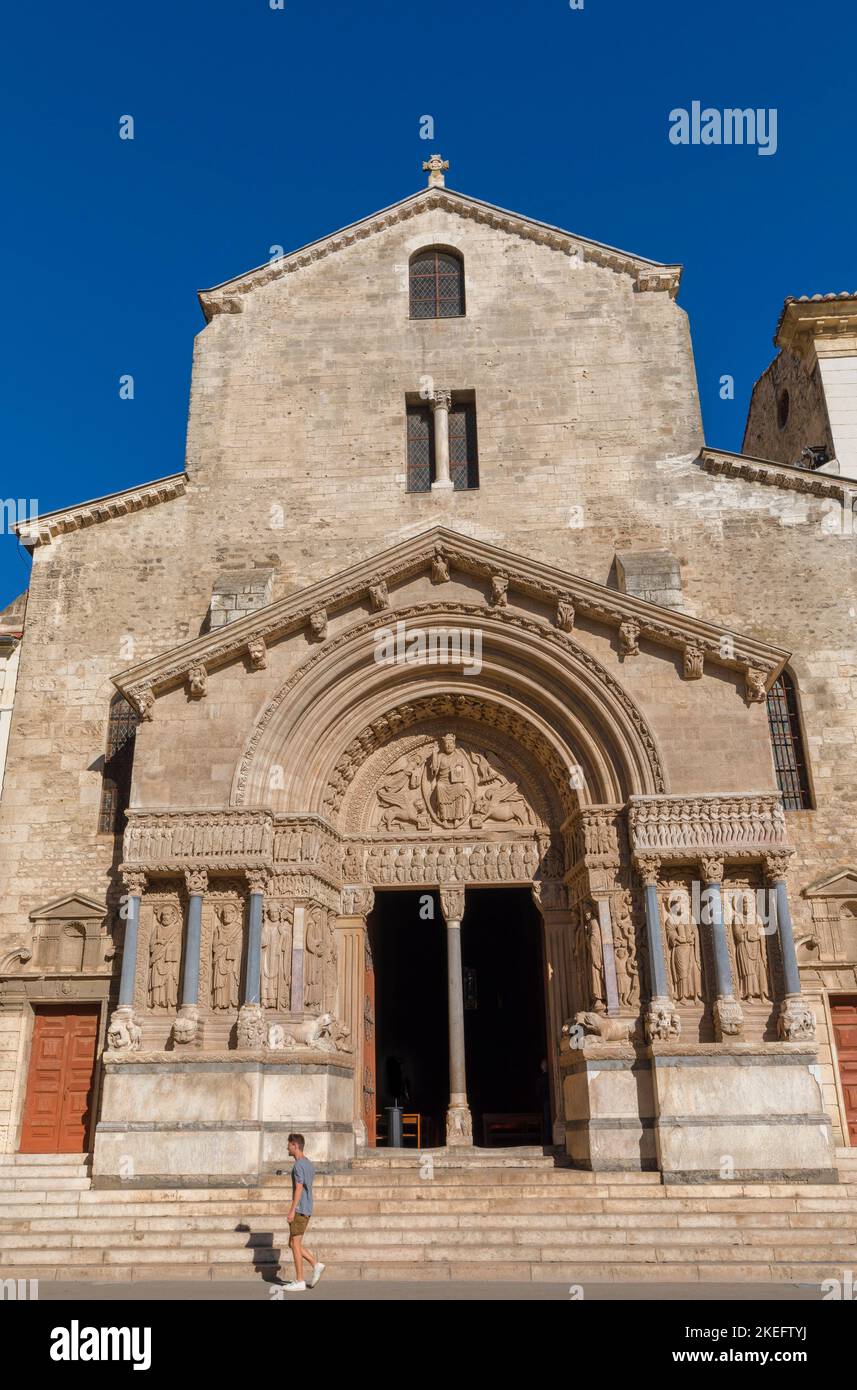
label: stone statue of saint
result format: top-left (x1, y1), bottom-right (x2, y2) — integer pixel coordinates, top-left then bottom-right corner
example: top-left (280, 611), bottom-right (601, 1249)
top-left (148, 904), bottom-right (181, 1010)
top-left (583, 904), bottom-right (606, 1013)
top-left (211, 902), bottom-right (242, 1010)
top-left (304, 908), bottom-right (325, 1012)
top-left (261, 902), bottom-right (292, 1010)
top-left (732, 917), bottom-right (769, 1001)
top-left (667, 917), bottom-right (703, 1002)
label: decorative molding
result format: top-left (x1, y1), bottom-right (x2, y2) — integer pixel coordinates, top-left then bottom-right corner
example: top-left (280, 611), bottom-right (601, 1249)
top-left (13, 474), bottom-right (186, 548)
top-left (698, 448), bottom-right (853, 502)
top-left (628, 794), bottom-right (789, 863)
top-left (198, 186), bottom-right (683, 322)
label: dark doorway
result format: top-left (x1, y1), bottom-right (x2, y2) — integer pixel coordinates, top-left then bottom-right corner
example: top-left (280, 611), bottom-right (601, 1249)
top-left (369, 885), bottom-right (548, 1149)
top-left (462, 887), bottom-right (547, 1148)
top-left (369, 891), bottom-right (448, 1148)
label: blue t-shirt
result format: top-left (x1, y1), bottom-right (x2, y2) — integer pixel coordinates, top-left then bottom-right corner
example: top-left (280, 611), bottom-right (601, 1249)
top-left (292, 1156), bottom-right (315, 1215)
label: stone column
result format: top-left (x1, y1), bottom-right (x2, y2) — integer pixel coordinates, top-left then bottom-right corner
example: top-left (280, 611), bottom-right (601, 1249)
top-left (766, 853), bottom-right (816, 1041)
top-left (336, 886), bottom-right (374, 1148)
top-left (700, 857), bottom-right (743, 1040)
top-left (172, 868), bottom-right (207, 1046)
top-left (532, 886), bottom-right (572, 1147)
top-left (290, 902), bottom-right (306, 1011)
top-left (440, 885), bottom-right (472, 1145)
top-left (237, 869), bottom-right (269, 1050)
top-left (108, 868), bottom-right (146, 1050)
top-left (634, 856), bottom-right (680, 1042)
top-left (430, 388), bottom-right (454, 492)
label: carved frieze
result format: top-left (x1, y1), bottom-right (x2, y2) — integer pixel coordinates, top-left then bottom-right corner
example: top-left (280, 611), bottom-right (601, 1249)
top-left (628, 794), bottom-right (789, 862)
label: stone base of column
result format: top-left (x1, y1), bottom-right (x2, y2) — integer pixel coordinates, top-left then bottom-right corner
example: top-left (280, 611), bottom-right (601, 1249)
top-left (106, 1005), bottom-right (142, 1053)
top-left (644, 996), bottom-right (681, 1043)
top-left (445, 1095), bottom-right (473, 1147)
top-left (712, 995), bottom-right (744, 1041)
top-left (171, 1004), bottom-right (204, 1048)
top-left (431, 481), bottom-right (455, 495)
top-left (236, 1002), bottom-right (266, 1051)
top-left (778, 994), bottom-right (816, 1042)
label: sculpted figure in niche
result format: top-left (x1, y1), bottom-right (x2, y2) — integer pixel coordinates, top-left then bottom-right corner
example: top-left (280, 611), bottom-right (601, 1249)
top-left (304, 908), bottom-right (325, 1012)
top-left (147, 904), bottom-right (181, 1010)
top-left (261, 903), bottom-right (292, 1010)
top-left (666, 913), bottom-right (703, 1003)
top-left (211, 902), bottom-right (243, 1011)
top-left (582, 903), bottom-right (606, 1013)
top-left (732, 912), bottom-right (769, 1002)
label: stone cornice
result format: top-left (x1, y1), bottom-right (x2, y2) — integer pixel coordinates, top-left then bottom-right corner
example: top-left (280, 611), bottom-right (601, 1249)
top-left (698, 448), bottom-right (853, 501)
top-left (775, 292), bottom-right (857, 358)
top-left (198, 187), bottom-right (682, 320)
top-left (13, 473), bottom-right (187, 548)
top-left (113, 527), bottom-right (790, 716)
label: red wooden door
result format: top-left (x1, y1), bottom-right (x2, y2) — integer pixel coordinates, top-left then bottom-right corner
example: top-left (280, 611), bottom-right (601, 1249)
top-left (363, 939), bottom-right (377, 1146)
top-left (831, 997), bottom-right (857, 1146)
top-left (20, 1005), bottom-right (99, 1153)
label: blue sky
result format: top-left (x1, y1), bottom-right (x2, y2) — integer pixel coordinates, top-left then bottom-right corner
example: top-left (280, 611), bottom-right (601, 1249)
top-left (2, 0), bottom-right (855, 608)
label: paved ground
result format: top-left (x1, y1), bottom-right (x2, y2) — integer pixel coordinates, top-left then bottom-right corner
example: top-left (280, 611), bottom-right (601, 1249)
top-left (32, 1280), bottom-right (826, 1301)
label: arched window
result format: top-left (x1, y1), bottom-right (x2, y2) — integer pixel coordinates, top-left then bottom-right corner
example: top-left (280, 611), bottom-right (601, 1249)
top-left (766, 670), bottom-right (812, 809)
top-left (409, 248), bottom-right (465, 319)
top-left (98, 694), bottom-right (138, 833)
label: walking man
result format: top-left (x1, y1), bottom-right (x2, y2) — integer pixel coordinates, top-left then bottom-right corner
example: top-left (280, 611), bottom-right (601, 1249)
top-left (281, 1133), bottom-right (325, 1291)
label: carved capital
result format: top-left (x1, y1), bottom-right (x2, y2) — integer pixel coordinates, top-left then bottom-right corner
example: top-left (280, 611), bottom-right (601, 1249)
top-left (634, 855), bottom-right (661, 887)
top-left (700, 856), bottom-right (724, 884)
top-left (644, 997), bottom-right (681, 1043)
top-left (120, 868), bottom-right (147, 897)
top-left (246, 868), bottom-right (271, 896)
top-left (184, 868), bottom-right (209, 896)
top-left (430, 388), bottom-right (452, 413)
top-left (341, 884), bottom-right (375, 918)
top-left (531, 880), bottom-right (567, 913)
top-left (236, 1002), bottom-right (266, 1051)
top-left (247, 635), bottom-right (267, 671)
top-left (764, 851), bottom-right (793, 885)
top-left (439, 886), bottom-right (466, 923)
top-left (445, 1101), bottom-right (473, 1146)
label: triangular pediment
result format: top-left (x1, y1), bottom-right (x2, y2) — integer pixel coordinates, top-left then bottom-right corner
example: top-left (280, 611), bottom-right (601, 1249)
top-left (803, 869), bottom-right (857, 899)
top-left (28, 894), bottom-right (108, 922)
top-left (113, 526), bottom-right (789, 715)
top-left (198, 186), bottom-right (682, 321)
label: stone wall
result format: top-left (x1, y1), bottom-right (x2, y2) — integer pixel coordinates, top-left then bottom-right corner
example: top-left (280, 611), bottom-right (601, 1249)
top-left (742, 349), bottom-right (833, 467)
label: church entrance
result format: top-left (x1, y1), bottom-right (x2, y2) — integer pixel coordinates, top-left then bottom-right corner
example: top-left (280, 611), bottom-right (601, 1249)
top-left (368, 886), bottom-right (548, 1149)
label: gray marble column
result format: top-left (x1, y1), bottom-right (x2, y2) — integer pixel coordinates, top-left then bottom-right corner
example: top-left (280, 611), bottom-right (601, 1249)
top-left (766, 853), bottom-right (816, 1041)
top-left (700, 857), bottom-right (743, 1040)
top-left (236, 869), bottom-right (270, 1050)
top-left (172, 868), bottom-right (208, 1046)
top-left (440, 885), bottom-right (472, 1146)
top-left (634, 856), bottom-right (680, 1042)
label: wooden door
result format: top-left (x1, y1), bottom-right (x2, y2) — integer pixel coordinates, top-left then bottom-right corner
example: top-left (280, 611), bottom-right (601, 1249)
top-left (363, 938), bottom-right (376, 1146)
top-left (831, 997), bottom-right (857, 1146)
top-left (20, 1005), bottom-right (99, 1153)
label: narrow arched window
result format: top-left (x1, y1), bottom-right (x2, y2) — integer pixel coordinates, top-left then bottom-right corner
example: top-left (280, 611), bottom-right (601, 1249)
top-left (98, 694), bottom-right (138, 833)
top-left (409, 248), bottom-right (465, 319)
top-left (766, 670), bottom-right (812, 810)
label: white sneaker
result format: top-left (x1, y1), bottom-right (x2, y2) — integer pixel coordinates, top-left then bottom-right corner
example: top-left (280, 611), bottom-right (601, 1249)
top-left (281, 1280), bottom-right (306, 1291)
top-left (309, 1262), bottom-right (326, 1288)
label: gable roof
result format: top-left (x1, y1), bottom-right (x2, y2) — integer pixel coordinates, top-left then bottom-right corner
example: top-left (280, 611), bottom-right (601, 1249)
top-left (198, 186), bottom-right (683, 321)
top-left (12, 474), bottom-right (186, 549)
top-left (112, 525), bottom-right (789, 715)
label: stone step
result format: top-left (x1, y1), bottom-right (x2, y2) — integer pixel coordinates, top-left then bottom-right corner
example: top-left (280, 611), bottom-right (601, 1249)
top-left (0, 1177), bottom-right (91, 1192)
top-left (0, 1153), bottom-right (91, 1166)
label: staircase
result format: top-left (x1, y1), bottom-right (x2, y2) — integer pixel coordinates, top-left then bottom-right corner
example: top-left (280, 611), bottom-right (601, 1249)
top-left (0, 1148), bottom-right (855, 1284)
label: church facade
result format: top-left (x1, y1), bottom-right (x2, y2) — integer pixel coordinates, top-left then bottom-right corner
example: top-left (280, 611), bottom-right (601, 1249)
top-left (1, 160), bottom-right (855, 1184)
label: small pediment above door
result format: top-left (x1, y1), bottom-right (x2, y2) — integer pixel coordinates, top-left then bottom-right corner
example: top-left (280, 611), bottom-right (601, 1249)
top-left (803, 869), bottom-right (857, 899)
top-left (28, 894), bottom-right (108, 923)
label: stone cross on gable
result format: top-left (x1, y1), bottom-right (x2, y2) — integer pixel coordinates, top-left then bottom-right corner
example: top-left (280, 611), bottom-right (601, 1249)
top-left (423, 153), bottom-right (449, 188)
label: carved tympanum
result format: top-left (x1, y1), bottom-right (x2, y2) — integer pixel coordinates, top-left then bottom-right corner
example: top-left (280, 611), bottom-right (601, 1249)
top-left (373, 733), bottom-right (531, 833)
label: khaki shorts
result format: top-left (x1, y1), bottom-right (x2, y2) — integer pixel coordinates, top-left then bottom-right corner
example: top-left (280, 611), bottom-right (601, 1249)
top-left (289, 1213), bottom-right (311, 1238)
